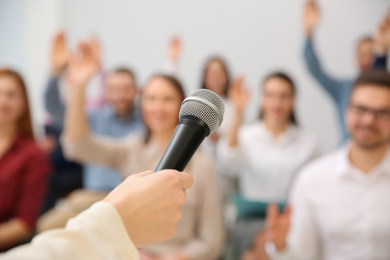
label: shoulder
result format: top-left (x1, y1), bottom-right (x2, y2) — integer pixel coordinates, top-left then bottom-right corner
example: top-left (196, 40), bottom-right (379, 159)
top-left (295, 149), bottom-right (342, 187)
top-left (15, 136), bottom-right (51, 171)
top-left (16, 136), bottom-right (46, 157)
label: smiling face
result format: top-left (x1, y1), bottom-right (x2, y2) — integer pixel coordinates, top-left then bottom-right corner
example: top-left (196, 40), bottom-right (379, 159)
top-left (141, 77), bottom-right (183, 136)
top-left (0, 75), bottom-right (26, 127)
top-left (105, 72), bottom-right (138, 116)
top-left (203, 59), bottom-right (229, 97)
top-left (261, 77), bottom-right (295, 125)
top-left (346, 84), bottom-right (390, 150)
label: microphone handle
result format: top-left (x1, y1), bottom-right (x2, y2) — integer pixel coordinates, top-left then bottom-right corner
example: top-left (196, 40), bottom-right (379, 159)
top-left (155, 116), bottom-right (209, 172)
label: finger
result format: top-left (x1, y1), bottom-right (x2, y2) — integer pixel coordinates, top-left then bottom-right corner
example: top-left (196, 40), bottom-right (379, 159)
top-left (283, 205), bottom-right (292, 217)
top-left (178, 172), bottom-right (194, 190)
top-left (266, 203), bottom-right (279, 227)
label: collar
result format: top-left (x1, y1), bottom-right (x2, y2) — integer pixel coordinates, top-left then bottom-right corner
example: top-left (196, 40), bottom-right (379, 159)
top-left (334, 143), bottom-right (390, 179)
top-left (102, 105), bottom-right (136, 122)
top-left (257, 122), bottom-right (299, 145)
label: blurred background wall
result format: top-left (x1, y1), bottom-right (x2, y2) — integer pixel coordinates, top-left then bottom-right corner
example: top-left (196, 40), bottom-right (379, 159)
top-left (0, 0), bottom-right (389, 152)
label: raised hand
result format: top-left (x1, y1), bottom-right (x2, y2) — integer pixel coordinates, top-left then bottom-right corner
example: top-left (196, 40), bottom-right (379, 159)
top-left (168, 36), bottom-right (182, 63)
top-left (50, 31), bottom-right (70, 76)
top-left (374, 9), bottom-right (390, 56)
top-left (266, 204), bottom-right (292, 251)
top-left (304, 0), bottom-right (320, 38)
top-left (67, 40), bottom-right (100, 89)
top-left (228, 76), bottom-right (250, 113)
top-left (90, 35), bottom-right (102, 71)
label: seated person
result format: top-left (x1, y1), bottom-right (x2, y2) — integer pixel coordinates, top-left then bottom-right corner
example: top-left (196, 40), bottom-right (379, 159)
top-left (265, 70), bottom-right (390, 260)
top-left (218, 72), bottom-right (320, 258)
top-left (302, 0), bottom-right (390, 141)
top-left (0, 69), bottom-right (51, 251)
top-left (38, 37), bottom-right (145, 232)
top-left (61, 44), bottom-right (224, 260)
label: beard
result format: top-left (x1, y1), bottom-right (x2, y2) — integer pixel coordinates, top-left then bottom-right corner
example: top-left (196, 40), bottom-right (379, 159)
top-left (351, 125), bottom-right (387, 150)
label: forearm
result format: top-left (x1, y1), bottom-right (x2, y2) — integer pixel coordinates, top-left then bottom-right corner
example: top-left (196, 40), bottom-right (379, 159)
top-left (1, 202), bottom-right (139, 260)
top-left (63, 86), bottom-right (90, 142)
top-left (0, 219), bottom-right (31, 249)
top-left (44, 77), bottom-right (66, 127)
top-left (227, 110), bottom-right (243, 147)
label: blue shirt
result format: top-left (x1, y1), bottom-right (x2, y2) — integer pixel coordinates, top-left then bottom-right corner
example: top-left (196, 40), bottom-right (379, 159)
top-left (44, 77), bottom-right (145, 191)
top-left (85, 106), bottom-right (145, 190)
top-left (303, 39), bottom-right (387, 142)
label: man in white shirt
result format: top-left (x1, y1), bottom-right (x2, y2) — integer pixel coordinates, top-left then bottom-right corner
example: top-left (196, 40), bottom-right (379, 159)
top-left (0, 170), bottom-right (193, 260)
top-left (266, 70), bottom-right (390, 260)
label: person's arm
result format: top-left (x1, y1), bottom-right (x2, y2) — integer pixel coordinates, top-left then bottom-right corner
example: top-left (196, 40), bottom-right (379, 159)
top-left (84, 36), bottom-right (106, 110)
top-left (0, 220), bottom-right (30, 250)
top-left (216, 77), bottom-right (249, 175)
top-left (62, 40), bottom-right (131, 169)
top-left (162, 36), bottom-right (182, 76)
top-left (62, 132), bottom-right (134, 171)
top-left (373, 10), bottom-right (390, 69)
top-left (44, 31), bottom-right (70, 127)
top-left (177, 158), bottom-right (225, 260)
top-left (265, 169), bottom-right (321, 260)
top-left (303, 0), bottom-right (343, 102)
top-left (1, 170), bottom-right (194, 260)
top-left (44, 77), bottom-right (66, 128)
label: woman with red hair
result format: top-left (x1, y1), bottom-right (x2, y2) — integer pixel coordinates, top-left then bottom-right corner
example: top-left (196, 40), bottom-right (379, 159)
top-left (0, 68), bottom-right (51, 251)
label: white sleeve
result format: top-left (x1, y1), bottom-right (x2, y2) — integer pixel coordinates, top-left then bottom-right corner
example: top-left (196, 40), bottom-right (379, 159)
top-left (1, 202), bottom-right (140, 260)
top-left (266, 169), bottom-right (322, 260)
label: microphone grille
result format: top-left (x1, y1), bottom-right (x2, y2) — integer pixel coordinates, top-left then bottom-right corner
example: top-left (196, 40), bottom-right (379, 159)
top-left (179, 89), bottom-right (225, 135)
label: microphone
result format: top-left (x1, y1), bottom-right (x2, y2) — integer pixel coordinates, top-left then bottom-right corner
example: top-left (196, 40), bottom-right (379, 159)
top-left (155, 89), bottom-right (225, 172)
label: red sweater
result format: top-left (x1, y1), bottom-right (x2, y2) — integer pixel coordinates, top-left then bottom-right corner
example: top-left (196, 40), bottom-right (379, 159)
top-left (0, 135), bottom-right (51, 232)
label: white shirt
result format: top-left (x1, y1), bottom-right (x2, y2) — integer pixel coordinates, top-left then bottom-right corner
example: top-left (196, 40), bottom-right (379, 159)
top-left (267, 146), bottom-right (390, 260)
top-left (218, 122), bottom-right (320, 202)
top-left (1, 202), bottom-right (139, 260)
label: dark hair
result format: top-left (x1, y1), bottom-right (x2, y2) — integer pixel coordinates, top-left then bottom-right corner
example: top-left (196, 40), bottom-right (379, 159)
top-left (111, 67), bottom-right (137, 85)
top-left (201, 56), bottom-right (231, 97)
top-left (0, 68), bottom-right (34, 138)
top-left (353, 69), bottom-right (390, 91)
top-left (143, 74), bottom-right (186, 143)
top-left (259, 71), bottom-right (298, 125)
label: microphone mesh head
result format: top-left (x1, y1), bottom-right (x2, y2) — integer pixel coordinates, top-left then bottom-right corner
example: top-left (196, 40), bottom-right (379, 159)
top-left (179, 89), bottom-right (225, 135)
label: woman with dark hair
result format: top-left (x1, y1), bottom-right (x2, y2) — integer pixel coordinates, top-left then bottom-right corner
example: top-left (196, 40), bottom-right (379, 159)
top-left (201, 56), bottom-right (235, 135)
top-left (199, 56), bottom-right (239, 206)
top-left (218, 72), bottom-right (320, 259)
top-left (62, 43), bottom-right (224, 260)
top-left (0, 69), bottom-right (51, 251)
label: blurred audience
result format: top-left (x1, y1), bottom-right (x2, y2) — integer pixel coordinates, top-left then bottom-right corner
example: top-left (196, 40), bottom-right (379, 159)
top-left (303, 0), bottom-right (390, 141)
top-left (0, 69), bottom-right (51, 252)
top-left (200, 56), bottom-right (240, 209)
top-left (218, 73), bottom-right (320, 259)
top-left (265, 70), bottom-right (390, 260)
top-left (165, 38), bottom-right (238, 206)
top-left (38, 36), bottom-right (145, 231)
top-left (60, 42), bottom-right (224, 260)
top-left (39, 31), bottom-right (84, 213)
